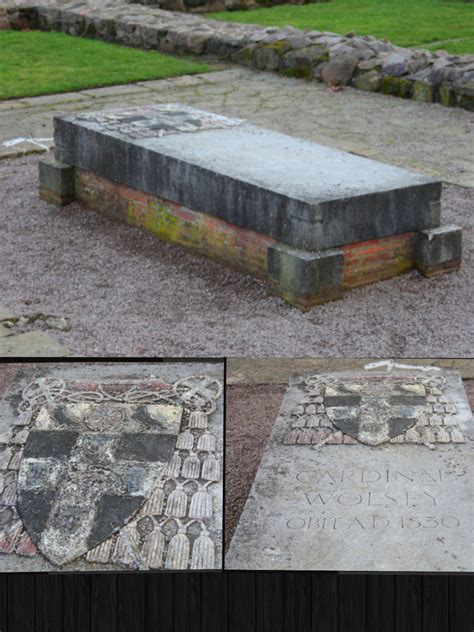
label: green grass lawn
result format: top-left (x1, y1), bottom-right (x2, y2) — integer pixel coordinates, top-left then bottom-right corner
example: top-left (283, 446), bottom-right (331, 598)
top-left (0, 31), bottom-right (212, 100)
top-left (210, 0), bottom-right (474, 54)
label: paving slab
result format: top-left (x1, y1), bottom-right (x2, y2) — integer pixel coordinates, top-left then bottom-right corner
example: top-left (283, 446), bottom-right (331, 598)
top-left (80, 84), bottom-right (155, 99)
top-left (0, 307), bottom-right (16, 322)
top-left (0, 331), bottom-right (71, 357)
top-left (0, 68), bottom-right (472, 188)
top-left (0, 362), bottom-right (223, 571)
top-left (18, 92), bottom-right (93, 107)
top-left (226, 366), bottom-right (473, 572)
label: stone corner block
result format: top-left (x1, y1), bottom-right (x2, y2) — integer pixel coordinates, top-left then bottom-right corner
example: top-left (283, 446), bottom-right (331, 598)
top-left (267, 243), bottom-right (344, 310)
top-left (415, 224), bottom-right (462, 277)
top-left (39, 157), bottom-right (75, 207)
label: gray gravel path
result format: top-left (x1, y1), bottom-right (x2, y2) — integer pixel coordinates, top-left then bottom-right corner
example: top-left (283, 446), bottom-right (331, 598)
top-left (0, 153), bottom-right (472, 357)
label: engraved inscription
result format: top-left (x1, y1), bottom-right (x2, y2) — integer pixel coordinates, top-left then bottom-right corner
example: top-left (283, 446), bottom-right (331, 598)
top-left (284, 466), bottom-right (465, 531)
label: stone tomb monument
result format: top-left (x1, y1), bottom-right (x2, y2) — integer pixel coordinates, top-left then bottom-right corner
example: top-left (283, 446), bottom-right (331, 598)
top-left (226, 366), bottom-right (473, 571)
top-left (39, 104), bottom-right (462, 310)
top-left (0, 363), bottom-right (223, 571)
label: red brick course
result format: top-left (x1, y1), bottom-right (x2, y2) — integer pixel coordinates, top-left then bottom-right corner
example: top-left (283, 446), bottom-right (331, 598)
top-left (75, 169), bottom-right (419, 292)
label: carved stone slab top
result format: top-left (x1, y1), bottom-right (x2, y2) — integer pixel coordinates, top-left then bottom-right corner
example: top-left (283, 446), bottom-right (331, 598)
top-left (54, 103), bottom-right (440, 252)
top-left (0, 363), bottom-right (223, 572)
top-left (75, 104), bottom-right (245, 141)
top-left (226, 366), bottom-right (473, 572)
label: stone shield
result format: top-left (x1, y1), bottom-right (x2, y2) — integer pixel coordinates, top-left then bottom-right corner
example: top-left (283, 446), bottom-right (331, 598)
top-left (17, 401), bottom-right (182, 566)
top-left (324, 378), bottom-right (427, 446)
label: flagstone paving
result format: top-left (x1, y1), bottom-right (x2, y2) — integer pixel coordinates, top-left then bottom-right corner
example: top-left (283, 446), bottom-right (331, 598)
top-left (0, 363), bottom-right (223, 571)
top-left (1, 67), bottom-right (473, 187)
top-left (0, 306), bottom-right (71, 357)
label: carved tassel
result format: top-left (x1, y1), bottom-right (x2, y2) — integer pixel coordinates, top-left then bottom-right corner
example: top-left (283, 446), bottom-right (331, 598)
top-left (201, 455), bottom-right (220, 482)
top-left (112, 532), bottom-right (139, 569)
top-left (189, 489), bottom-right (213, 519)
top-left (0, 473), bottom-right (4, 495)
top-left (436, 427), bottom-right (450, 443)
top-left (0, 430), bottom-right (13, 445)
top-left (342, 434), bottom-right (358, 444)
top-left (326, 431), bottom-right (343, 444)
top-left (165, 486), bottom-right (187, 518)
top-left (16, 410), bottom-right (32, 426)
top-left (450, 427), bottom-right (465, 443)
top-left (11, 429), bottom-right (28, 445)
top-left (182, 453), bottom-right (201, 479)
top-left (176, 431), bottom-right (194, 450)
top-left (308, 429), bottom-right (324, 444)
top-left (319, 417), bottom-right (332, 427)
top-left (291, 417), bottom-right (306, 428)
top-left (283, 430), bottom-right (300, 445)
top-left (0, 448), bottom-right (12, 469)
top-left (142, 530), bottom-right (166, 569)
top-left (296, 429), bottom-right (313, 444)
top-left (405, 428), bottom-right (421, 443)
top-left (390, 434), bottom-right (405, 444)
top-left (7, 450), bottom-right (22, 471)
top-left (86, 538), bottom-right (115, 564)
top-left (191, 531), bottom-right (215, 570)
top-left (415, 414), bottom-right (427, 427)
top-left (189, 411), bottom-right (207, 429)
top-left (142, 486), bottom-right (165, 515)
top-left (423, 427), bottom-right (437, 443)
top-left (305, 416), bottom-right (320, 428)
top-left (197, 432), bottom-right (216, 452)
top-left (2, 473), bottom-right (17, 505)
top-left (165, 454), bottom-right (181, 478)
top-left (305, 404), bottom-right (316, 415)
top-left (165, 529), bottom-right (190, 570)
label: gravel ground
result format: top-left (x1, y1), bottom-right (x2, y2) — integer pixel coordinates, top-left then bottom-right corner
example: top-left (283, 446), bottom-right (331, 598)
top-left (224, 383), bottom-right (285, 550)
top-left (0, 154), bottom-right (472, 357)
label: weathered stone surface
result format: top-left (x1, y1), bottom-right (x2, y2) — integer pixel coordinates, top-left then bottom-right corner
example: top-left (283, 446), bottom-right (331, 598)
top-left (267, 243), bottom-right (343, 309)
top-left (0, 307), bottom-right (16, 322)
top-left (0, 331), bottom-right (71, 358)
top-left (0, 363), bottom-right (223, 571)
top-left (54, 104), bottom-right (441, 252)
top-left (226, 367), bottom-right (473, 571)
top-left (415, 224), bottom-right (462, 277)
top-left (353, 70), bottom-right (382, 92)
top-left (321, 55), bottom-right (359, 87)
top-left (38, 157), bottom-right (75, 206)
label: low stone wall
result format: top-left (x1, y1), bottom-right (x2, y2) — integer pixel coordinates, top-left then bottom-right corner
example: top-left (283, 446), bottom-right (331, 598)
top-left (5, 2), bottom-right (474, 110)
top-left (137, 0), bottom-right (329, 14)
top-left (0, 6), bottom-right (11, 28)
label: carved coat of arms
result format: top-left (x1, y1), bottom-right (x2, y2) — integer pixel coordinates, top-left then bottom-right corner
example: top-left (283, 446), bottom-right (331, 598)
top-left (284, 371), bottom-right (465, 448)
top-left (0, 374), bottom-right (223, 570)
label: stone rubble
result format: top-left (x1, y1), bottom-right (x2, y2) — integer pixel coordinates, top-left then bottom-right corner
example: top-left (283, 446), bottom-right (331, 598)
top-left (0, 305), bottom-right (71, 356)
top-left (4, 1), bottom-right (474, 110)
